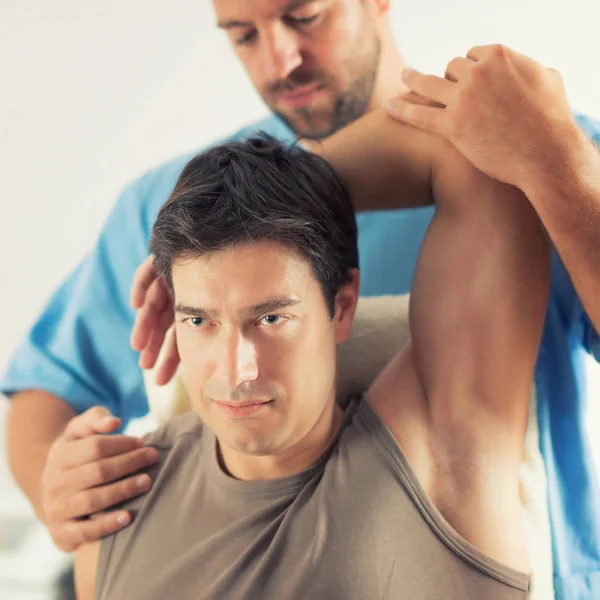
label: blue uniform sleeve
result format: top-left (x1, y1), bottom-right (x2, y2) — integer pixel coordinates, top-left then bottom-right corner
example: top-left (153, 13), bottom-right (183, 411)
top-left (551, 251), bottom-right (600, 362)
top-left (550, 113), bottom-right (600, 363)
top-left (0, 162), bottom-right (185, 423)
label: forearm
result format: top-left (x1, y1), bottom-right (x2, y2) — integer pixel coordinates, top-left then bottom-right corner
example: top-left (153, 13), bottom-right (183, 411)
top-left (308, 108), bottom-right (440, 212)
top-left (523, 125), bottom-right (600, 332)
top-left (6, 391), bottom-right (75, 520)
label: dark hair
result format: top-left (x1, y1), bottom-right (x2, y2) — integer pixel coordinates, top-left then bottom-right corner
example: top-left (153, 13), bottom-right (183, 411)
top-left (150, 134), bottom-right (359, 317)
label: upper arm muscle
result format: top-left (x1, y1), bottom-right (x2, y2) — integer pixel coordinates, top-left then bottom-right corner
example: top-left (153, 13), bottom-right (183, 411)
top-left (311, 109), bottom-right (440, 213)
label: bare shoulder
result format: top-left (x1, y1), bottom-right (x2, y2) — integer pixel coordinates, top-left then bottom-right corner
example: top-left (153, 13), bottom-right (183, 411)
top-left (75, 540), bottom-right (101, 600)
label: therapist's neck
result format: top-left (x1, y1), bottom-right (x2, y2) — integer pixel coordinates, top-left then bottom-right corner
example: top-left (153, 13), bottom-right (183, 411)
top-left (366, 21), bottom-right (409, 111)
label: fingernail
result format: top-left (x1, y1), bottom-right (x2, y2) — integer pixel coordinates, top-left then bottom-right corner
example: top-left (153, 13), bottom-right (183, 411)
top-left (137, 474), bottom-right (151, 490)
top-left (384, 100), bottom-right (397, 112)
top-left (116, 513), bottom-right (130, 526)
top-left (401, 68), bottom-right (414, 79)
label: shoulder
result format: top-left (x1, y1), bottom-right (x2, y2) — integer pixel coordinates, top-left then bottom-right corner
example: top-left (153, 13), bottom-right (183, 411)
top-left (142, 410), bottom-right (205, 450)
top-left (93, 413), bottom-right (207, 596)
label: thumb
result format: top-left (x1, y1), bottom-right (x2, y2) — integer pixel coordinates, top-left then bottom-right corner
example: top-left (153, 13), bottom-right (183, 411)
top-left (63, 406), bottom-right (121, 441)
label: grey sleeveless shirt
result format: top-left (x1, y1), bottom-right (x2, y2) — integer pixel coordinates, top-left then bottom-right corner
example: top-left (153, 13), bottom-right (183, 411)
top-left (96, 398), bottom-right (530, 599)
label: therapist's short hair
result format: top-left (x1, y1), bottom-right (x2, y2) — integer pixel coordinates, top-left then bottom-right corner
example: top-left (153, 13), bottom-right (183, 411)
top-left (150, 134), bottom-right (358, 317)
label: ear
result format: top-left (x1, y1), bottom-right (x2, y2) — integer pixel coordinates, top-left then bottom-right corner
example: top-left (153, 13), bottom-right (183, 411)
top-left (334, 269), bottom-right (360, 344)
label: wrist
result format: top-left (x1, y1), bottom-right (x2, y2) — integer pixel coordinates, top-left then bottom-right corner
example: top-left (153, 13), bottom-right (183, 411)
top-left (519, 119), bottom-right (592, 201)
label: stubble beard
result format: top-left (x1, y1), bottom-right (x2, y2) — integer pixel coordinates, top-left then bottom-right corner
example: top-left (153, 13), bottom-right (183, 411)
top-left (270, 33), bottom-right (382, 140)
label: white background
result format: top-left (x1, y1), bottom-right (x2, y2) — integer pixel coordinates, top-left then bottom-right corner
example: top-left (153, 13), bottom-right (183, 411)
top-left (1, 0), bottom-right (599, 526)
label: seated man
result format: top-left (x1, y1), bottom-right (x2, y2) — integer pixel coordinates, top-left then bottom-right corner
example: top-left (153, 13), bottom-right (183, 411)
top-left (74, 106), bottom-right (549, 599)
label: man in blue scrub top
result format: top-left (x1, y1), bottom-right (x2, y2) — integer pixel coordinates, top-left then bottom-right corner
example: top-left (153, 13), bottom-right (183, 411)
top-left (2, 1), bottom-right (599, 598)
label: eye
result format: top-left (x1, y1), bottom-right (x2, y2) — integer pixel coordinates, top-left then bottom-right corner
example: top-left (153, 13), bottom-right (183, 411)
top-left (235, 29), bottom-right (257, 46)
top-left (184, 317), bottom-right (205, 328)
top-left (260, 314), bottom-right (285, 326)
top-left (285, 13), bottom-right (320, 28)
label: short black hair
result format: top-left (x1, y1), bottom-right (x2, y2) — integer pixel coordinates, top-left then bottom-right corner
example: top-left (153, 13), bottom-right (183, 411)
top-left (150, 134), bottom-right (359, 317)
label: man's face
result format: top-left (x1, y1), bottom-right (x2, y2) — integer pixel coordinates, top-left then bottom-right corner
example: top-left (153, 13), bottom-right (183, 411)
top-left (213, 0), bottom-right (382, 138)
top-left (172, 241), bottom-right (356, 456)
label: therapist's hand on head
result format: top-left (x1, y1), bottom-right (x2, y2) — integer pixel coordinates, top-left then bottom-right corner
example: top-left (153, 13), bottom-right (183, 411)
top-left (130, 255), bottom-right (180, 385)
top-left (42, 407), bottom-right (160, 552)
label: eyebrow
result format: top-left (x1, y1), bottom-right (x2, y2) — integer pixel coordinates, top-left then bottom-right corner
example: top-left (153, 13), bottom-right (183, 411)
top-left (217, 0), bottom-right (316, 29)
top-left (174, 298), bottom-right (301, 320)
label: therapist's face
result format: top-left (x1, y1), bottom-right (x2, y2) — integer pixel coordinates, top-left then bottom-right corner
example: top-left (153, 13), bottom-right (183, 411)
top-left (212, 0), bottom-right (383, 139)
top-left (172, 240), bottom-right (356, 458)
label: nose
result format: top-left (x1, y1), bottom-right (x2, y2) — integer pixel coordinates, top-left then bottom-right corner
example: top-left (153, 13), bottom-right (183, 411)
top-left (216, 329), bottom-right (259, 389)
top-left (260, 24), bottom-right (303, 84)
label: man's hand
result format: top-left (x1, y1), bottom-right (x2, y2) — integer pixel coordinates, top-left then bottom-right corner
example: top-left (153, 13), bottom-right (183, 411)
top-left (130, 255), bottom-right (179, 385)
top-left (41, 406), bottom-right (160, 552)
top-left (385, 44), bottom-right (579, 190)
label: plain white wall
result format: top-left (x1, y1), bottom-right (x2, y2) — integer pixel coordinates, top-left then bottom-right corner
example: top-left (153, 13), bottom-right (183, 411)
top-left (1, 0), bottom-right (599, 505)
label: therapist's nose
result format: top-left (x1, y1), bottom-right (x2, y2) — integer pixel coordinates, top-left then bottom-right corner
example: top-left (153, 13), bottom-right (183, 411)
top-left (260, 24), bottom-right (303, 85)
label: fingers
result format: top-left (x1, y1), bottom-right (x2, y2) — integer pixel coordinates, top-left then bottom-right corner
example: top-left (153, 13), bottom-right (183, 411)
top-left (58, 510), bottom-right (133, 551)
top-left (43, 408), bottom-right (160, 552)
top-left (130, 276), bottom-right (172, 352)
top-left (60, 434), bottom-right (147, 470)
top-left (401, 68), bottom-right (454, 105)
top-left (445, 57), bottom-right (474, 82)
top-left (154, 328), bottom-right (181, 386)
top-left (385, 98), bottom-right (444, 135)
top-left (466, 44), bottom-right (537, 69)
top-left (60, 473), bottom-right (153, 522)
top-left (130, 255), bottom-right (159, 309)
top-left (65, 446), bottom-right (159, 493)
top-left (63, 407), bottom-right (121, 441)
top-left (138, 306), bottom-right (175, 370)
top-left (396, 90), bottom-right (444, 108)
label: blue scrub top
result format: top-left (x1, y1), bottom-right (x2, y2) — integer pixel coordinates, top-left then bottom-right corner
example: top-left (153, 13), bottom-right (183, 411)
top-left (2, 113), bottom-right (600, 599)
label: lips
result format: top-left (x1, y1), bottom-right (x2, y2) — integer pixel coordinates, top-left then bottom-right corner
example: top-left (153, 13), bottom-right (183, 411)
top-left (214, 399), bottom-right (274, 419)
top-left (216, 399), bottom-right (271, 408)
top-left (280, 84), bottom-right (322, 108)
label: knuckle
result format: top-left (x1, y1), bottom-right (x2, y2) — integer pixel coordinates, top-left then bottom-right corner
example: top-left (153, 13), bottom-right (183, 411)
top-left (448, 57), bottom-right (461, 70)
top-left (92, 460), bottom-right (111, 483)
top-left (88, 435), bottom-right (106, 459)
top-left (79, 525), bottom-right (99, 545)
top-left (81, 494), bottom-right (99, 515)
top-left (491, 43), bottom-right (507, 60)
top-left (84, 406), bottom-right (102, 419)
top-left (54, 530), bottom-right (73, 552)
top-left (470, 63), bottom-right (488, 83)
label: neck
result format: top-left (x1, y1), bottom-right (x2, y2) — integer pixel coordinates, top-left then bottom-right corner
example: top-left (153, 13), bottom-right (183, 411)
top-left (218, 400), bottom-right (344, 481)
top-left (366, 22), bottom-right (409, 110)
